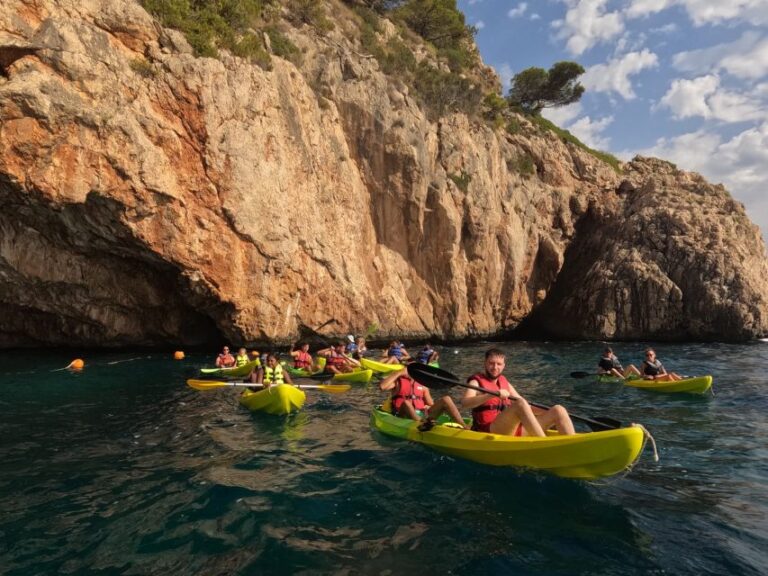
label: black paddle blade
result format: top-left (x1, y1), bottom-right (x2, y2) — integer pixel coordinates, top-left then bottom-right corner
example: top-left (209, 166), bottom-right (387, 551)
top-left (407, 363), bottom-right (461, 389)
top-left (570, 371), bottom-right (593, 379)
top-left (589, 416), bottom-right (623, 429)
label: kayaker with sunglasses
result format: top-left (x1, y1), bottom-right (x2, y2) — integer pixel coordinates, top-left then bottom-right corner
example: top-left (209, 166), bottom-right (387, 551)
top-left (625, 348), bottom-right (682, 381)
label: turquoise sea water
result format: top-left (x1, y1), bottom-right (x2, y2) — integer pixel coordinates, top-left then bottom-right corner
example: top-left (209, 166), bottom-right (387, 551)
top-left (1, 342), bottom-right (766, 575)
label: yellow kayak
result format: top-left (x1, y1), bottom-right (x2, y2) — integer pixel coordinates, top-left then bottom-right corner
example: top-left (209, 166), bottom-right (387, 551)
top-left (239, 384), bottom-right (306, 415)
top-left (360, 357), bottom-right (404, 374)
top-left (370, 407), bottom-right (646, 479)
top-left (624, 375), bottom-right (713, 394)
top-left (286, 366), bottom-right (374, 383)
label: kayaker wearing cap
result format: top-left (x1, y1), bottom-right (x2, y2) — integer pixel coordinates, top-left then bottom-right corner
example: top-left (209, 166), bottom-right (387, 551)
top-left (251, 353), bottom-right (293, 388)
top-left (380, 368), bottom-right (468, 431)
top-left (215, 346), bottom-right (236, 368)
top-left (345, 334), bottom-right (357, 355)
top-left (597, 347), bottom-right (625, 379)
top-left (461, 348), bottom-right (575, 437)
top-left (317, 341), bottom-right (360, 373)
top-left (625, 348), bottom-right (682, 381)
top-left (382, 340), bottom-right (410, 364)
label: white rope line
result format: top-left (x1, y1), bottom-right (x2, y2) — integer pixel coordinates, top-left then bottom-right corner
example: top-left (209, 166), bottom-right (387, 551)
top-left (636, 423), bottom-right (659, 462)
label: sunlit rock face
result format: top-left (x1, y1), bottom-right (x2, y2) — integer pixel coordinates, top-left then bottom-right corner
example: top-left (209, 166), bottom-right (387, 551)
top-left (1, 0), bottom-right (766, 347)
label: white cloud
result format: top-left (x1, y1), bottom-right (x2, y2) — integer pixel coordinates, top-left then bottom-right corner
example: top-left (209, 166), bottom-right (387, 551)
top-left (568, 115), bottom-right (614, 149)
top-left (542, 102), bottom-right (583, 126)
top-left (530, 13), bottom-right (541, 20)
top-left (672, 32), bottom-right (764, 78)
top-left (508, 3), bottom-right (527, 18)
top-left (720, 37), bottom-right (768, 80)
top-left (554, 0), bottom-right (624, 55)
top-left (659, 75), bottom-right (720, 118)
top-left (496, 63), bottom-right (515, 93)
top-left (658, 75), bottom-right (766, 122)
top-left (633, 124), bottom-right (768, 238)
top-left (474, 20), bottom-right (485, 30)
top-left (626, 0), bottom-right (674, 19)
top-left (627, 0), bottom-right (768, 26)
top-left (582, 49), bottom-right (659, 99)
top-left (542, 103), bottom-right (613, 150)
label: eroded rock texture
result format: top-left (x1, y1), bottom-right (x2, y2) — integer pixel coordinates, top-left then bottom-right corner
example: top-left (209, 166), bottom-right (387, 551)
top-left (0, 0), bottom-right (766, 347)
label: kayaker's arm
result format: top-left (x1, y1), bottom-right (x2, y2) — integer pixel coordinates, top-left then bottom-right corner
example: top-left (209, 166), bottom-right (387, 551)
top-left (316, 347), bottom-right (332, 357)
top-left (379, 368), bottom-right (407, 391)
top-left (461, 379), bottom-right (511, 409)
top-left (343, 353), bottom-right (361, 367)
top-left (423, 387), bottom-right (435, 408)
top-left (283, 370), bottom-right (293, 384)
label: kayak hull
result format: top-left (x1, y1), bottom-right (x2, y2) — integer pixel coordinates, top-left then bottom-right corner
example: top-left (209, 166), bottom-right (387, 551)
top-left (239, 384), bottom-right (306, 415)
top-left (286, 367), bottom-right (374, 383)
top-left (201, 359), bottom-right (260, 378)
top-left (359, 357), bottom-right (405, 374)
top-left (370, 408), bottom-right (645, 480)
top-left (614, 375), bottom-right (713, 394)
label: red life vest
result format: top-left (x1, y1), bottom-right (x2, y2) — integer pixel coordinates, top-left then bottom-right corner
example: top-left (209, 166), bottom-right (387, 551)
top-left (294, 351), bottom-right (312, 370)
top-left (391, 376), bottom-right (427, 414)
top-left (470, 372), bottom-right (512, 433)
top-left (326, 352), bottom-right (347, 369)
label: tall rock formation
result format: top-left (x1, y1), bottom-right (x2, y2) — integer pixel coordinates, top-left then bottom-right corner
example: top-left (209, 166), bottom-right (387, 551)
top-left (0, 0), bottom-right (766, 347)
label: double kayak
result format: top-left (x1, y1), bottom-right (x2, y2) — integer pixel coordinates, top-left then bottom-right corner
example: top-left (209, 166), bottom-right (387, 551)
top-left (597, 374), bottom-right (713, 394)
top-left (371, 407), bottom-right (646, 479)
top-left (285, 366), bottom-right (374, 383)
top-left (239, 384), bottom-right (306, 415)
top-left (201, 359), bottom-right (260, 378)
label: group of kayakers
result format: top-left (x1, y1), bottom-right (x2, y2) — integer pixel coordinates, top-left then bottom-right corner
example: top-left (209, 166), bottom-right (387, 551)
top-left (598, 347), bottom-right (682, 381)
top-left (211, 342), bottom-right (687, 441)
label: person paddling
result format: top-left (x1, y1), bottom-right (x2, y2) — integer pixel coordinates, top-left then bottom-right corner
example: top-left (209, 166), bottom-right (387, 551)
top-left (215, 346), bottom-right (236, 368)
top-left (382, 340), bottom-right (410, 364)
top-left (317, 341), bottom-right (360, 373)
top-left (597, 347), bottom-right (626, 379)
top-left (380, 368), bottom-right (467, 431)
top-left (461, 348), bottom-right (575, 437)
top-left (290, 342), bottom-right (317, 373)
top-left (625, 348), bottom-right (682, 381)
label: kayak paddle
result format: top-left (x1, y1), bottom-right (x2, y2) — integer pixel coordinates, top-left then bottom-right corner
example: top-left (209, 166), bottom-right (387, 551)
top-left (570, 371), bottom-right (626, 380)
top-left (407, 363), bottom-right (622, 432)
top-left (186, 379), bottom-right (350, 394)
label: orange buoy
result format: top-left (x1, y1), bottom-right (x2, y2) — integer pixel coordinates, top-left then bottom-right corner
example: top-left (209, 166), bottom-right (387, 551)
top-left (70, 358), bottom-right (85, 370)
top-left (173, 351), bottom-right (185, 360)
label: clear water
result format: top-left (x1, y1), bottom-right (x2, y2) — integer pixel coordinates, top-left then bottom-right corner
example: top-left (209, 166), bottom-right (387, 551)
top-left (1, 342), bottom-right (766, 575)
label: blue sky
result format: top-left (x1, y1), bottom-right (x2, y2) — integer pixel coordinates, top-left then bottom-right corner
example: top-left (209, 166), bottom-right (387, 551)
top-left (457, 0), bottom-right (768, 242)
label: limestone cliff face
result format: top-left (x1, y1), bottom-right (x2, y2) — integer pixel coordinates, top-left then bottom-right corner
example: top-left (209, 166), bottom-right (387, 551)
top-left (0, 0), bottom-right (766, 347)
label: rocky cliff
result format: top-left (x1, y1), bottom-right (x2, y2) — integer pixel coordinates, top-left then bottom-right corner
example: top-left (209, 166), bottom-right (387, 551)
top-left (0, 0), bottom-right (766, 347)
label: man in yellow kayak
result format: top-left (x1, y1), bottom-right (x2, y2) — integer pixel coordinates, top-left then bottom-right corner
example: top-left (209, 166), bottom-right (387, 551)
top-left (380, 368), bottom-right (468, 430)
top-left (461, 349), bottom-right (575, 437)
